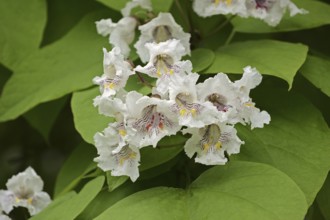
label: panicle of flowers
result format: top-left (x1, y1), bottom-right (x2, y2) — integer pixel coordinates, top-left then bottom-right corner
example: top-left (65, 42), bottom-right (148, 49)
top-left (91, 0), bottom-right (280, 182)
top-left (0, 167), bottom-right (51, 218)
top-left (193, 0), bottom-right (308, 26)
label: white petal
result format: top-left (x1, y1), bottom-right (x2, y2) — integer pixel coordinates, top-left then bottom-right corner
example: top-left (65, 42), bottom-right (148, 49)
top-left (193, 0), bottom-right (248, 17)
top-left (6, 167), bottom-right (43, 195)
top-left (0, 191), bottom-right (14, 214)
top-left (95, 18), bottom-right (116, 36)
top-left (28, 192), bottom-right (51, 216)
top-left (121, 0), bottom-right (152, 17)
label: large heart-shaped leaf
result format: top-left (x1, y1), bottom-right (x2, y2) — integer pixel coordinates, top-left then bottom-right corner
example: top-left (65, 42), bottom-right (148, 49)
top-left (0, 10), bottom-right (113, 122)
top-left (95, 161), bottom-right (307, 220)
top-left (0, 0), bottom-right (47, 69)
top-left (236, 88), bottom-right (330, 205)
top-left (300, 55), bottom-right (330, 97)
top-left (205, 40), bottom-right (308, 88)
top-left (231, 0), bottom-right (330, 33)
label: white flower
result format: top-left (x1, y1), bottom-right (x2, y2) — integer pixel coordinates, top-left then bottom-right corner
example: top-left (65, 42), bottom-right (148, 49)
top-left (245, 0), bottom-right (308, 26)
top-left (109, 17), bottom-right (137, 57)
top-left (0, 167), bottom-right (51, 216)
top-left (0, 206), bottom-right (10, 220)
top-left (197, 73), bottom-right (240, 123)
top-left (183, 123), bottom-right (244, 165)
top-left (96, 18), bottom-right (116, 37)
top-left (93, 89), bottom-right (127, 117)
top-left (135, 13), bottom-right (191, 63)
top-left (233, 66), bottom-right (271, 128)
top-left (125, 91), bottom-right (181, 148)
top-left (96, 18), bottom-right (137, 57)
top-left (135, 39), bottom-right (193, 95)
top-left (121, 0), bottom-right (152, 17)
top-left (93, 47), bottom-right (134, 97)
top-left (94, 129), bottom-right (140, 182)
top-left (167, 73), bottom-right (219, 128)
top-left (193, 0), bottom-right (247, 17)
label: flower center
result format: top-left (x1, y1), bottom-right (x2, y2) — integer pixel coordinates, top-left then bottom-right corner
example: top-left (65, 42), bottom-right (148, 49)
top-left (153, 54), bottom-right (174, 77)
top-left (152, 25), bottom-right (172, 43)
top-left (174, 93), bottom-right (202, 117)
top-left (134, 105), bottom-right (172, 136)
top-left (207, 93), bottom-right (229, 112)
top-left (213, 0), bottom-right (232, 6)
top-left (200, 124), bottom-right (222, 152)
top-left (255, 0), bottom-right (274, 10)
top-left (114, 145), bottom-right (137, 166)
top-left (103, 75), bottom-right (121, 90)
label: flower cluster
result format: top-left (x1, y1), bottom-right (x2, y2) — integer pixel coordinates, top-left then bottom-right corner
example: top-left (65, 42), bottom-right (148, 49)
top-left (193, 0), bottom-right (307, 26)
top-left (0, 167), bottom-right (51, 219)
top-left (92, 0), bottom-right (271, 182)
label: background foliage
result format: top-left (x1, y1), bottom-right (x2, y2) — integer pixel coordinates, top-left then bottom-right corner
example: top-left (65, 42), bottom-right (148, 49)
top-left (0, 0), bottom-right (329, 219)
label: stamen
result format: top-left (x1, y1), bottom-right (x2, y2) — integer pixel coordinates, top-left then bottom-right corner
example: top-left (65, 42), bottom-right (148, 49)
top-left (200, 124), bottom-right (223, 152)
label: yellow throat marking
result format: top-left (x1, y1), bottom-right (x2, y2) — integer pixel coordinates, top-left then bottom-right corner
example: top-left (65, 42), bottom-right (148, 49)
top-left (214, 0), bottom-right (232, 5)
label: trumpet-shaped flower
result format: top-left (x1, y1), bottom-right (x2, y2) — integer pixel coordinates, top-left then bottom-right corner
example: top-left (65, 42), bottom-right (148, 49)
top-left (125, 91), bottom-right (181, 148)
top-left (197, 73), bottom-right (240, 123)
top-left (94, 127), bottom-right (140, 181)
top-left (183, 123), bottom-right (243, 165)
top-left (96, 17), bottom-right (137, 57)
top-left (193, 0), bottom-right (247, 17)
top-left (233, 66), bottom-right (271, 128)
top-left (167, 73), bottom-right (219, 128)
top-left (93, 48), bottom-right (134, 97)
top-left (135, 13), bottom-right (191, 63)
top-left (0, 167), bottom-right (51, 216)
top-left (245, 0), bottom-right (307, 26)
top-left (121, 0), bottom-right (152, 17)
top-left (135, 39), bottom-right (193, 95)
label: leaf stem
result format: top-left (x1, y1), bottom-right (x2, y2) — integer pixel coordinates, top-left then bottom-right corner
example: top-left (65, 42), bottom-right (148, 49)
top-left (205, 15), bottom-right (236, 37)
top-left (136, 72), bottom-right (153, 88)
top-left (175, 0), bottom-right (192, 32)
top-left (224, 28), bottom-right (236, 46)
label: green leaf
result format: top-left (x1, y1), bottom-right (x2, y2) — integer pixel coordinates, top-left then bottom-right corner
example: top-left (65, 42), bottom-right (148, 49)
top-left (0, 10), bottom-right (111, 122)
top-left (236, 88), bottom-right (330, 205)
top-left (97, 0), bottom-right (173, 12)
top-left (0, 0), bottom-right (47, 69)
top-left (300, 55), bottom-right (330, 97)
top-left (54, 143), bottom-right (97, 197)
top-left (24, 96), bottom-right (68, 141)
top-left (150, 0), bottom-right (174, 13)
top-left (71, 87), bottom-right (112, 144)
top-left (71, 80), bottom-right (151, 144)
top-left (42, 0), bottom-right (106, 45)
top-left (190, 48), bottom-right (215, 72)
top-left (205, 40), bottom-right (308, 88)
top-left (96, 0), bottom-right (129, 11)
top-left (316, 172), bottom-right (330, 220)
top-left (31, 176), bottom-right (105, 220)
top-left (106, 174), bottom-right (129, 192)
top-left (231, 0), bottom-right (330, 33)
top-left (95, 161), bottom-right (307, 220)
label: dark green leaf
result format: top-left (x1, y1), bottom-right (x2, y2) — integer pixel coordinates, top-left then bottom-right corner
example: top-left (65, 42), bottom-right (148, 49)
top-left (300, 55), bottom-right (330, 97)
top-left (190, 48), bottom-right (215, 72)
top-left (31, 176), bottom-right (104, 220)
top-left (54, 143), bottom-right (97, 197)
